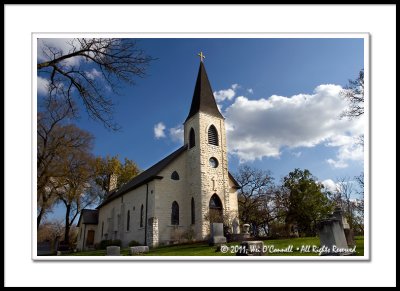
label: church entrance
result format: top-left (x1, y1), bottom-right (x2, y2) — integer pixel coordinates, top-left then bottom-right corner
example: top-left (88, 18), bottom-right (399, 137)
top-left (86, 230), bottom-right (95, 248)
top-left (209, 194), bottom-right (223, 223)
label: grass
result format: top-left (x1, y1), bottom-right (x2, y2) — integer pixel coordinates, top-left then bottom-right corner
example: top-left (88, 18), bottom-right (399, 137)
top-left (66, 236), bottom-right (364, 257)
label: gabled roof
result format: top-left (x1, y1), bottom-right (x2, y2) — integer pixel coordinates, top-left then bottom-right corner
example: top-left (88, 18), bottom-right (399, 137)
top-left (228, 172), bottom-right (241, 189)
top-left (185, 62), bottom-right (224, 122)
top-left (97, 145), bottom-right (188, 209)
top-left (77, 209), bottom-right (99, 226)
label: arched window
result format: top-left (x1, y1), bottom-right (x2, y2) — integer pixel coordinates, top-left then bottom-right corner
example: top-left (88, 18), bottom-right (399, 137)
top-left (209, 194), bottom-right (223, 209)
top-left (127, 210), bottom-right (130, 231)
top-left (208, 125), bottom-right (219, 146)
top-left (191, 197), bottom-right (195, 225)
top-left (171, 201), bottom-right (179, 225)
top-left (189, 128), bottom-right (195, 149)
top-left (140, 204), bottom-right (144, 228)
top-left (171, 171), bottom-right (180, 180)
top-left (209, 194), bottom-right (223, 223)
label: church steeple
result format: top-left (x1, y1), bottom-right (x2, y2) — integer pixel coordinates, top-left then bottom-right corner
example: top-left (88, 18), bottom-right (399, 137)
top-left (185, 61), bottom-right (224, 122)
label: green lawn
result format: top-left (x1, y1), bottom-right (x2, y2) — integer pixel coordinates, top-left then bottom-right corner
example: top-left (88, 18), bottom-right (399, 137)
top-left (67, 236), bottom-right (364, 257)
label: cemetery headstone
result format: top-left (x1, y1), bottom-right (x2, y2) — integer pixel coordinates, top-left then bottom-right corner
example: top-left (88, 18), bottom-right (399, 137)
top-left (106, 246), bottom-right (121, 256)
top-left (130, 246), bottom-right (149, 255)
top-left (209, 222), bottom-right (227, 246)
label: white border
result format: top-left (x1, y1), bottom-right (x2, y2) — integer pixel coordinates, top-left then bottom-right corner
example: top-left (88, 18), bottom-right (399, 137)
top-left (5, 4), bottom-right (396, 287)
top-left (32, 32), bottom-right (370, 261)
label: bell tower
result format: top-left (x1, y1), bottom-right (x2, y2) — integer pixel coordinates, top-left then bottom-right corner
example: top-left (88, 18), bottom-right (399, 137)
top-left (184, 53), bottom-right (231, 239)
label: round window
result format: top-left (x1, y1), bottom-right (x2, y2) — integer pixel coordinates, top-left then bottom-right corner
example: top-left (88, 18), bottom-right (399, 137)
top-left (209, 157), bottom-right (219, 168)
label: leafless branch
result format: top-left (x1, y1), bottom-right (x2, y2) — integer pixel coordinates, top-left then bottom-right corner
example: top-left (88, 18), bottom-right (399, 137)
top-left (38, 38), bottom-right (155, 130)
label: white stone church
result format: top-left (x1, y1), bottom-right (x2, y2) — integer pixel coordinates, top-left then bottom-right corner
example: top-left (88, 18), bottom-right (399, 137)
top-left (77, 58), bottom-right (240, 250)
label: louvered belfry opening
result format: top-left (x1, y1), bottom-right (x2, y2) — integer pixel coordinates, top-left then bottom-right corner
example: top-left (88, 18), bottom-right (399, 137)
top-left (208, 125), bottom-right (219, 146)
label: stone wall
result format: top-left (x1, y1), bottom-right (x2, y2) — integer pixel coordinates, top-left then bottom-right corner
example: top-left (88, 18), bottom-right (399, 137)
top-left (95, 181), bottom-right (155, 247)
top-left (154, 151), bottom-right (190, 244)
top-left (184, 112), bottom-right (239, 240)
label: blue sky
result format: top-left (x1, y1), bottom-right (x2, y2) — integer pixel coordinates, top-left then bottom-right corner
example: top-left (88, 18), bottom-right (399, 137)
top-left (38, 37), bottom-right (365, 220)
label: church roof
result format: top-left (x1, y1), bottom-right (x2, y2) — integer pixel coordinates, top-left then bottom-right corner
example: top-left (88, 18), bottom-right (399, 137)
top-left (185, 62), bottom-right (224, 122)
top-left (97, 145), bottom-right (188, 209)
top-left (228, 172), bottom-right (241, 189)
top-left (77, 209), bottom-right (99, 226)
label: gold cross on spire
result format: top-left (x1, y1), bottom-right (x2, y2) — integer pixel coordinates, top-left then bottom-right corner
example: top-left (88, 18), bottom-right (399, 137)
top-left (198, 51), bottom-right (206, 63)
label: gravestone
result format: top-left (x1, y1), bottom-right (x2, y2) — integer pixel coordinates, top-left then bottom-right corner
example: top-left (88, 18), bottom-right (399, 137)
top-left (344, 228), bottom-right (355, 247)
top-left (232, 217), bottom-right (240, 234)
top-left (318, 208), bottom-right (354, 256)
top-left (236, 241), bottom-right (266, 256)
top-left (209, 223), bottom-right (227, 246)
top-left (130, 246), bottom-right (149, 255)
top-left (332, 208), bottom-right (356, 247)
top-left (106, 246), bottom-right (121, 256)
top-left (241, 223), bottom-right (251, 240)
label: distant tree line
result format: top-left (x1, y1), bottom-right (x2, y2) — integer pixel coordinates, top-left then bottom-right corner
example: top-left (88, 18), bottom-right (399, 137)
top-left (235, 166), bottom-right (364, 238)
top-left (37, 96), bottom-right (140, 246)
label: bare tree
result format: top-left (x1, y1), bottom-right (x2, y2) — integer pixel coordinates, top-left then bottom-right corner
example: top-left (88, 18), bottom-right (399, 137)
top-left (51, 133), bottom-right (96, 245)
top-left (54, 151), bottom-right (97, 244)
top-left (37, 38), bottom-right (155, 130)
top-left (335, 176), bottom-right (355, 229)
top-left (234, 165), bottom-right (274, 236)
top-left (353, 172), bottom-right (365, 234)
top-left (355, 171), bottom-right (364, 196)
top-left (37, 97), bottom-right (78, 228)
top-left (37, 219), bottom-right (65, 243)
top-left (340, 69), bottom-right (364, 119)
top-left (259, 185), bottom-right (288, 236)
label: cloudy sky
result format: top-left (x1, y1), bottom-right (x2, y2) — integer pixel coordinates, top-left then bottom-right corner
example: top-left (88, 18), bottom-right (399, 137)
top-left (37, 37), bottom-right (365, 206)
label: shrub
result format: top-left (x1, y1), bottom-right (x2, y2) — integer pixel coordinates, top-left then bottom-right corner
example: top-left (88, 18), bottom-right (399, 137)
top-left (99, 239), bottom-right (122, 249)
top-left (99, 240), bottom-right (112, 249)
top-left (111, 239), bottom-right (122, 247)
top-left (57, 241), bottom-right (70, 251)
top-left (183, 227), bottom-right (195, 242)
top-left (129, 240), bottom-right (141, 247)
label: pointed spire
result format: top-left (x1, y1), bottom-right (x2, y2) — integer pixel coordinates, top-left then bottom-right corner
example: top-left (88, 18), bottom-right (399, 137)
top-left (185, 61), bottom-right (224, 122)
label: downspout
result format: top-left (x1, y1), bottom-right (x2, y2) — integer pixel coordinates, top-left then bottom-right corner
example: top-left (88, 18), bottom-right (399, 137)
top-left (82, 224), bottom-right (87, 251)
top-left (144, 183), bottom-right (149, 246)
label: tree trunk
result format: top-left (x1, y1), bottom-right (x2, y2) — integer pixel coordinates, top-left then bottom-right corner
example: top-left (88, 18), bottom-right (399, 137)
top-left (263, 225), bottom-right (269, 237)
top-left (347, 201), bottom-right (353, 229)
top-left (37, 208), bottom-right (45, 229)
top-left (64, 204), bottom-right (71, 245)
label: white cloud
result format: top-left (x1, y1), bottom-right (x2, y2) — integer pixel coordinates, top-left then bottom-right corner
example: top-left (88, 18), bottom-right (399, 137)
top-left (325, 135), bottom-right (364, 168)
top-left (154, 122), bottom-right (166, 139)
top-left (214, 89), bottom-right (235, 102)
top-left (326, 159), bottom-right (348, 168)
top-left (231, 83), bottom-right (240, 90)
top-left (85, 68), bottom-right (102, 80)
top-left (37, 76), bottom-right (49, 95)
top-left (247, 88), bottom-right (254, 94)
top-left (169, 125), bottom-right (184, 143)
top-left (37, 38), bottom-right (81, 67)
top-left (321, 179), bottom-right (339, 192)
top-left (213, 84), bottom-right (239, 102)
top-left (224, 84), bottom-right (364, 164)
